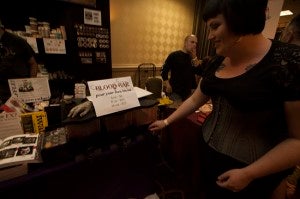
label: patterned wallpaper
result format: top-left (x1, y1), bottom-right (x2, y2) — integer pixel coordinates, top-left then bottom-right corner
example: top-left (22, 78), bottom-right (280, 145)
top-left (110, 0), bottom-right (196, 68)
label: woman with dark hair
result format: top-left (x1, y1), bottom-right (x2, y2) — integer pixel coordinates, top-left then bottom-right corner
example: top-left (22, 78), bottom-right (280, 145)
top-left (149, 0), bottom-right (300, 198)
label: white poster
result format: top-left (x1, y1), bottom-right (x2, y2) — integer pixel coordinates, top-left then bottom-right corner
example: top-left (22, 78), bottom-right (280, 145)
top-left (84, 8), bottom-right (102, 26)
top-left (43, 38), bottom-right (66, 54)
top-left (26, 37), bottom-right (39, 53)
top-left (8, 77), bottom-right (51, 103)
top-left (87, 77), bottom-right (140, 117)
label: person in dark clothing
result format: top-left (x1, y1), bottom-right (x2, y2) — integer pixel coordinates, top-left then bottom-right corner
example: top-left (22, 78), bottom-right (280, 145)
top-left (280, 13), bottom-right (300, 46)
top-left (273, 13), bottom-right (300, 199)
top-left (0, 19), bottom-right (38, 106)
top-left (149, 0), bottom-right (300, 198)
top-left (161, 34), bottom-right (201, 103)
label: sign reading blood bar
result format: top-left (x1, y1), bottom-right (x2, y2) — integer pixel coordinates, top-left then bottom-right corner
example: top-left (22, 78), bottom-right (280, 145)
top-left (87, 76), bottom-right (140, 117)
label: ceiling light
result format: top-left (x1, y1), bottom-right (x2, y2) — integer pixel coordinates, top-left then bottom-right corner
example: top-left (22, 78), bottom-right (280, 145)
top-left (280, 10), bottom-right (293, 16)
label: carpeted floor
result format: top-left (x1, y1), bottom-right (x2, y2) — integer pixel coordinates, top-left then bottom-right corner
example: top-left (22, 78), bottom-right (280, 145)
top-left (151, 133), bottom-right (205, 199)
top-left (154, 163), bottom-right (185, 199)
top-left (151, 144), bottom-right (193, 199)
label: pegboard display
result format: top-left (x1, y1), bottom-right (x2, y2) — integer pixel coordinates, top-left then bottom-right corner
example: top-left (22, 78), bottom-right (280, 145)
top-left (74, 23), bottom-right (109, 65)
top-left (0, 0), bottom-right (112, 82)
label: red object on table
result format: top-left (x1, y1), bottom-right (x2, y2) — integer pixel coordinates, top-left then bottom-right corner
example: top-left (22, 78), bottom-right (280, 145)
top-left (196, 111), bottom-right (210, 124)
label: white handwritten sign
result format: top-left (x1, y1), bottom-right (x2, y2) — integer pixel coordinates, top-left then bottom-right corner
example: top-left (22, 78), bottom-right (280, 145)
top-left (87, 77), bottom-right (140, 117)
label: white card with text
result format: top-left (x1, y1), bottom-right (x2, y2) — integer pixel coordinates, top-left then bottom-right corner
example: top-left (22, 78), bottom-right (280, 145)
top-left (87, 77), bottom-right (140, 117)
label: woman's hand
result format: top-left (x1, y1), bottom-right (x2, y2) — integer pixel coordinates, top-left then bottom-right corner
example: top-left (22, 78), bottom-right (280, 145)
top-left (216, 168), bottom-right (253, 192)
top-left (148, 120), bottom-right (167, 131)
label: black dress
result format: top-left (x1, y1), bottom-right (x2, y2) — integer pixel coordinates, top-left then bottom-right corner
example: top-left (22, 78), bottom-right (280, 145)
top-left (199, 40), bottom-right (300, 199)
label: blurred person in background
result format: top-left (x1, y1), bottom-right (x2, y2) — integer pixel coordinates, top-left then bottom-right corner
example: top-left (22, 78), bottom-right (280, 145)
top-left (280, 13), bottom-right (300, 46)
top-left (273, 13), bottom-right (300, 199)
top-left (0, 18), bottom-right (38, 106)
top-left (161, 34), bottom-right (202, 104)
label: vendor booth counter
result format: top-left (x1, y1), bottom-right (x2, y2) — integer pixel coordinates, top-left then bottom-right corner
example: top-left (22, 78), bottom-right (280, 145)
top-left (0, 99), bottom-right (159, 199)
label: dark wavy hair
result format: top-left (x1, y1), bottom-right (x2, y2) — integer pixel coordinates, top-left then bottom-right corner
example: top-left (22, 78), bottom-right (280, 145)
top-left (203, 0), bottom-right (268, 35)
